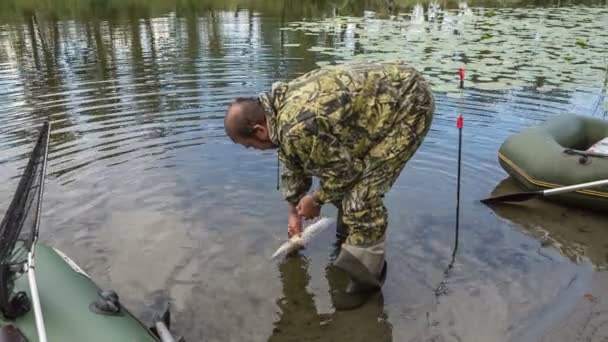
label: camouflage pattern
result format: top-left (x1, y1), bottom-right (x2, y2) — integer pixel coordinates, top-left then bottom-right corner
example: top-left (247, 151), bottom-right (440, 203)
top-left (340, 107), bottom-right (432, 247)
top-left (259, 60), bottom-right (434, 280)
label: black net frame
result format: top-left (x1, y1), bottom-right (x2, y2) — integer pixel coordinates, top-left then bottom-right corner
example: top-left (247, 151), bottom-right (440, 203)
top-left (0, 122), bottom-right (50, 319)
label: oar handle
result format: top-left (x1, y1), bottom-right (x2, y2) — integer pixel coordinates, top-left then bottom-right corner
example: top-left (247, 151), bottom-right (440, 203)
top-left (543, 179), bottom-right (608, 196)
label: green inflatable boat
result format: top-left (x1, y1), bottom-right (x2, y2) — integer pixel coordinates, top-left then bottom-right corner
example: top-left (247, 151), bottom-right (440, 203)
top-left (498, 113), bottom-right (608, 211)
top-left (1, 244), bottom-right (168, 342)
top-left (0, 122), bottom-right (182, 342)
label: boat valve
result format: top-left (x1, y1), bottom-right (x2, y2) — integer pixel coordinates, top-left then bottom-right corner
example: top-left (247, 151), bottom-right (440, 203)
top-left (89, 290), bottom-right (123, 316)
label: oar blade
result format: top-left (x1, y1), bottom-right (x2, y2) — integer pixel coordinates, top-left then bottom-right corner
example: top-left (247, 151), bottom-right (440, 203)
top-left (480, 191), bottom-right (541, 204)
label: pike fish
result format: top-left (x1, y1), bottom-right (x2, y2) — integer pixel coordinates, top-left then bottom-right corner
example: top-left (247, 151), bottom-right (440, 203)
top-left (271, 217), bottom-right (335, 260)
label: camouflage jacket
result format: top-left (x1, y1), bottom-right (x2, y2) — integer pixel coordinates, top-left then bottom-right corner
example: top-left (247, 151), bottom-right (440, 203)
top-left (258, 60), bottom-right (431, 206)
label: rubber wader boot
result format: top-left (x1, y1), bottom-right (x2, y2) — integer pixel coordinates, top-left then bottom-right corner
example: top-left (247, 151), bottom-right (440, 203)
top-left (331, 204), bottom-right (348, 259)
top-left (330, 260), bottom-right (387, 311)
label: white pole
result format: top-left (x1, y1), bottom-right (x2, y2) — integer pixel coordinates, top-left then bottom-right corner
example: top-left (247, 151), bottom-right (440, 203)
top-left (543, 179), bottom-right (608, 195)
top-left (154, 321), bottom-right (177, 342)
top-left (27, 251), bottom-right (48, 342)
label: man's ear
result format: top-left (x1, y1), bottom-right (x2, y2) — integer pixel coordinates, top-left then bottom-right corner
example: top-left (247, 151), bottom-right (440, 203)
top-left (252, 124), bottom-right (268, 140)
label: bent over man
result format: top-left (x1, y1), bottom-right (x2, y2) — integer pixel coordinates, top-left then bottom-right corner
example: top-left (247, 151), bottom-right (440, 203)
top-left (224, 60), bottom-right (435, 310)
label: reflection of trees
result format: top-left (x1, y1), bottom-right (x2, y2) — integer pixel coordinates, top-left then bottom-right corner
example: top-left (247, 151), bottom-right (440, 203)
top-left (1, 0), bottom-right (597, 154)
top-left (26, 13), bottom-right (41, 70)
top-left (91, 18), bottom-right (120, 101)
top-left (8, 11), bottom-right (78, 147)
top-left (4, 0), bottom-right (602, 24)
top-left (268, 254), bottom-right (393, 342)
top-left (129, 9), bottom-right (164, 124)
top-left (206, 12), bottom-right (224, 60)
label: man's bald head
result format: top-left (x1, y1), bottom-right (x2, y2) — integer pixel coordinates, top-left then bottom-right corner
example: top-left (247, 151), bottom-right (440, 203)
top-left (224, 97), bottom-right (266, 139)
top-left (224, 97), bottom-right (275, 150)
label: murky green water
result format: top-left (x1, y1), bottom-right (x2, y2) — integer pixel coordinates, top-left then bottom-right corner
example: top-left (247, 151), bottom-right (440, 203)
top-left (1, 0), bottom-right (608, 341)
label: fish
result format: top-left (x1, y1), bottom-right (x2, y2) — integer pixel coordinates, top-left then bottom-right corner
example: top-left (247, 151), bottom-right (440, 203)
top-left (271, 217), bottom-right (335, 260)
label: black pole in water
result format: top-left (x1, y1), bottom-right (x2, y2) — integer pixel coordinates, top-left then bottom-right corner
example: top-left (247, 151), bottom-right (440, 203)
top-left (276, 153), bottom-right (280, 191)
top-left (448, 67), bottom-right (465, 271)
top-left (433, 67), bottom-right (466, 297)
top-left (449, 129), bottom-right (462, 268)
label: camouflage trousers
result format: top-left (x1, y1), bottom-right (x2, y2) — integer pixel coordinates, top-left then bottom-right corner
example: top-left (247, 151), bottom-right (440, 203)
top-left (332, 80), bottom-right (435, 286)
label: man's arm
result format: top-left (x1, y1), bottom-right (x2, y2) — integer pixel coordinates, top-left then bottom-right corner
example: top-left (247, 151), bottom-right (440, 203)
top-left (283, 119), bottom-right (364, 205)
top-left (279, 150), bottom-right (311, 236)
top-left (280, 162), bottom-right (312, 207)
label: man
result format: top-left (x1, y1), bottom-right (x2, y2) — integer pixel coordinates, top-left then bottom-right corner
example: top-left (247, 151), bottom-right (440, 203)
top-left (224, 60), bottom-right (434, 310)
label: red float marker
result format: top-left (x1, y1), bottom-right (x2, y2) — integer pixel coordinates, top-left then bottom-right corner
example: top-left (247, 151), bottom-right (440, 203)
top-left (457, 66), bottom-right (465, 128)
top-left (459, 67), bottom-right (466, 89)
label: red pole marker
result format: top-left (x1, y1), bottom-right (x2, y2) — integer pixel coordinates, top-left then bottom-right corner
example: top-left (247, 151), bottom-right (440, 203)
top-left (457, 66), bottom-right (465, 128)
top-left (459, 67), bottom-right (465, 89)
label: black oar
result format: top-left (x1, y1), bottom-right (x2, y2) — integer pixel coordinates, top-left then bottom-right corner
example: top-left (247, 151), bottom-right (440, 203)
top-left (481, 179), bottom-right (608, 204)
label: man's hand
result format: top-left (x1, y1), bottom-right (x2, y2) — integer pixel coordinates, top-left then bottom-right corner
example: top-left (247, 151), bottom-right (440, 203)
top-left (296, 194), bottom-right (321, 220)
top-left (288, 206), bottom-right (303, 237)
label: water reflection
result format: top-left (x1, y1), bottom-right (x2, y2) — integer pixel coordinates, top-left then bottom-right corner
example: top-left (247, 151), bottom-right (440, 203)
top-left (0, 1), bottom-right (607, 341)
top-left (3, 0), bottom-right (608, 22)
top-left (0, 6), bottom-right (320, 182)
top-left (1, 0), bottom-right (605, 168)
top-left (270, 254), bottom-right (393, 342)
top-left (488, 177), bottom-right (608, 270)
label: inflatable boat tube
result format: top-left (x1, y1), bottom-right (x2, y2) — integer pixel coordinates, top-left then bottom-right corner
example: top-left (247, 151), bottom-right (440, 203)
top-left (498, 113), bottom-right (608, 211)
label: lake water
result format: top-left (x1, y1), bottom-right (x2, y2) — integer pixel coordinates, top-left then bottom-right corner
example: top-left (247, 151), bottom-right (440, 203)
top-left (1, 0), bottom-right (607, 341)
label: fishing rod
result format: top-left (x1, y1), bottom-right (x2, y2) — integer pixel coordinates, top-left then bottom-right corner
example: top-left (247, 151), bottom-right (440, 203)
top-left (434, 66), bottom-right (465, 297)
top-left (449, 66), bottom-right (465, 270)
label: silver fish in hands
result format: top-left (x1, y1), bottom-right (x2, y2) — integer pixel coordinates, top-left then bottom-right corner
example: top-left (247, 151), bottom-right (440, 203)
top-left (271, 217), bottom-right (335, 260)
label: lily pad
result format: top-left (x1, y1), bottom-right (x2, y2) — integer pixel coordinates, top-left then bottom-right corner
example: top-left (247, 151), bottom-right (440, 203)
top-left (307, 46), bottom-right (327, 52)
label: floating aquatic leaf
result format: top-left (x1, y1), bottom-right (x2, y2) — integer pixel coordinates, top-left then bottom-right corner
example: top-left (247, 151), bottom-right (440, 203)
top-left (308, 46), bottom-right (327, 52)
top-left (575, 39), bottom-right (588, 47)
